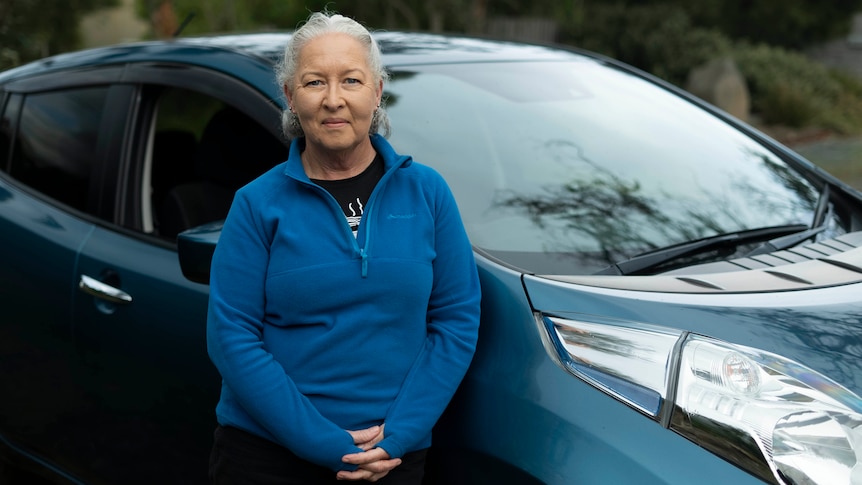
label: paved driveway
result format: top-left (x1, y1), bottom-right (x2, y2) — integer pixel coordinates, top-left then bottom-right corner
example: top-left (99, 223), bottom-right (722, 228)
top-left (793, 136), bottom-right (862, 190)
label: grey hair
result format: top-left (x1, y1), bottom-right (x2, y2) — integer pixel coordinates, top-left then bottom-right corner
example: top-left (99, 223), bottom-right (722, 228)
top-left (276, 11), bottom-right (391, 139)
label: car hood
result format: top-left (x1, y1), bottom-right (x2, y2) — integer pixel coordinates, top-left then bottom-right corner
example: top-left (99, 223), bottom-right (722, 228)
top-left (523, 271), bottom-right (862, 398)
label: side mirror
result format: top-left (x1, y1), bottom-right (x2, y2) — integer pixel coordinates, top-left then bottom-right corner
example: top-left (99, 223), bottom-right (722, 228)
top-left (177, 220), bottom-right (223, 285)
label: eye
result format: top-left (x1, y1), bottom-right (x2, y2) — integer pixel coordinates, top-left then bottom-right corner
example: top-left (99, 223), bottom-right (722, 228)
top-left (305, 80), bottom-right (323, 87)
top-left (345, 78), bottom-right (361, 85)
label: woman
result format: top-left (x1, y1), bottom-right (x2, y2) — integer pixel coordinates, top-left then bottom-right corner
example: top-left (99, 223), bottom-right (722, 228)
top-left (206, 10), bottom-right (481, 484)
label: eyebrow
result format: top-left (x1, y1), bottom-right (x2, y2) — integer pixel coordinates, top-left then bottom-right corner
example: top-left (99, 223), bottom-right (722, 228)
top-left (300, 67), bottom-right (368, 78)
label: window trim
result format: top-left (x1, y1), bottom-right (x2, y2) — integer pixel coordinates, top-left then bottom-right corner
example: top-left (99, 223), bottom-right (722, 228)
top-left (0, 61), bottom-right (286, 245)
top-left (3, 65), bottom-right (125, 93)
top-left (122, 62), bottom-right (284, 138)
top-left (0, 90), bottom-right (15, 173)
top-left (1, 66), bottom-right (131, 224)
top-left (119, 62), bottom-right (285, 240)
top-left (3, 85), bottom-right (124, 219)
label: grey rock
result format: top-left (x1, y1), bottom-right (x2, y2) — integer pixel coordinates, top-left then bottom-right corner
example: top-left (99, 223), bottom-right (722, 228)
top-left (685, 58), bottom-right (751, 121)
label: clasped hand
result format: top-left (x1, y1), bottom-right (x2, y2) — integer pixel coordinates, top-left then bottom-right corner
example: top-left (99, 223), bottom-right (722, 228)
top-left (337, 424), bottom-right (401, 482)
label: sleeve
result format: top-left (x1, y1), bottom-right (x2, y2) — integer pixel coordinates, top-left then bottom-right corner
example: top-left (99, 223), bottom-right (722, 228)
top-left (376, 173), bottom-right (482, 458)
top-left (206, 189), bottom-right (362, 471)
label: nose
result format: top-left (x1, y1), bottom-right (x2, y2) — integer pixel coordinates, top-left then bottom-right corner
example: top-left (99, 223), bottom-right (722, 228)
top-left (323, 83), bottom-right (344, 110)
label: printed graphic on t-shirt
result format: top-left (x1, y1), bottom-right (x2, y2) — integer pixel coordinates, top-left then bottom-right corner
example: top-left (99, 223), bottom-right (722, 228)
top-left (312, 154), bottom-right (382, 239)
top-left (348, 197), bottom-right (363, 237)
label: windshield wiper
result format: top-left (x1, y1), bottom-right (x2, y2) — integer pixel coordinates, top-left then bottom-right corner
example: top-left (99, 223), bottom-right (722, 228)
top-left (597, 224), bottom-right (808, 276)
top-left (744, 185), bottom-right (832, 257)
top-left (596, 184), bottom-right (834, 275)
top-left (599, 185), bottom-right (835, 276)
top-left (742, 224), bottom-right (827, 257)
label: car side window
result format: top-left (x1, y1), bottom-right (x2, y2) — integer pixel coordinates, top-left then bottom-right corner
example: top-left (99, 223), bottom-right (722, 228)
top-left (7, 87), bottom-right (110, 213)
top-left (0, 91), bottom-right (14, 172)
top-left (146, 86), bottom-right (288, 241)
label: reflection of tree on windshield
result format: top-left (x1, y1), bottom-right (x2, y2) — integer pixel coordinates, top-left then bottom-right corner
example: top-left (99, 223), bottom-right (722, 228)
top-left (499, 174), bottom-right (665, 264)
top-left (733, 149), bottom-right (818, 216)
top-left (496, 139), bottom-right (722, 266)
top-left (759, 150), bottom-right (818, 207)
top-left (496, 138), bottom-right (821, 271)
top-left (383, 71), bottom-right (418, 109)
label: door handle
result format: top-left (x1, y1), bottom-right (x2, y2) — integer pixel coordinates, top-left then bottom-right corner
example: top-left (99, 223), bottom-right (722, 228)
top-left (78, 274), bottom-right (133, 305)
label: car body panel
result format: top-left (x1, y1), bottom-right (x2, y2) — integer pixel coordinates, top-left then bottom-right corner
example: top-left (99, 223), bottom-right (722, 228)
top-left (0, 42), bottom-right (280, 102)
top-left (0, 178), bottom-right (95, 476)
top-left (71, 225), bottom-right (216, 484)
top-left (429, 254), bottom-right (765, 484)
top-left (523, 273), bottom-right (862, 398)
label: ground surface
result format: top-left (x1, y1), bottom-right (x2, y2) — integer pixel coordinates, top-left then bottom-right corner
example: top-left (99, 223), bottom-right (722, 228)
top-left (791, 136), bottom-right (862, 190)
top-left (756, 123), bottom-right (862, 191)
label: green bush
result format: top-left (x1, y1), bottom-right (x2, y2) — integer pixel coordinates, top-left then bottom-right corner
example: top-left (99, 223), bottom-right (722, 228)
top-left (733, 43), bottom-right (862, 134)
top-left (559, 3), bottom-right (731, 86)
top-left (559, 2), bottom-right (862, 136)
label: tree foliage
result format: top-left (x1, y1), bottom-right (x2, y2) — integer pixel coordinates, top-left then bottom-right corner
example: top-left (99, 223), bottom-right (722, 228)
top-left (135, 0), bottom-right (312, 36)
top-left (553, 0), bottom-right (862, 51)
top-left (559, 3), bottom-right (732, 85)
top-left (134, 0), bottom-right (492, 38)
top-left (677, 0), bottom-right (862, 50)
top-left (0, 0), bottom-right (118, 69)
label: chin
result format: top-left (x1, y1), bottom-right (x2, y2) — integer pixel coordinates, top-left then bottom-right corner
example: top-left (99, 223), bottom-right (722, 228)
top-left (313, 134), bottom-right (367, 152)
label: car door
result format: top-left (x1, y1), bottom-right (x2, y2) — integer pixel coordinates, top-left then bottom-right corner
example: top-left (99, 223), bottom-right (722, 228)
top-left (73, 223), bottom-right (215, 484)
top-left (71, 63), bottom-right (288, 484)
top-left (0, 76), bottom-right (139, 481)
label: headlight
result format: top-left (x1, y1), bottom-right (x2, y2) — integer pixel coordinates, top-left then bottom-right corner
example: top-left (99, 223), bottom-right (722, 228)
top-left (540, 314), bottom-right (862, 485)
top-left (675, 335), bottom-right (862, 484)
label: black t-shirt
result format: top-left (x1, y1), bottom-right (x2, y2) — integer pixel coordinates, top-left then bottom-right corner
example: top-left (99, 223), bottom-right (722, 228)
top-left (312, 153), bottom-right (384, 237)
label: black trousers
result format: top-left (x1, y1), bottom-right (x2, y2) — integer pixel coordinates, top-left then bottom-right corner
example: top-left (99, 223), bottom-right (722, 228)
top-left (209, 425), bottom-right (428, 484)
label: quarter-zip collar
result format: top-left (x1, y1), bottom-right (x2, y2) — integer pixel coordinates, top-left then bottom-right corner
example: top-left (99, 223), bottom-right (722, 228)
top-left (283, 134), bottom-right (413, 277)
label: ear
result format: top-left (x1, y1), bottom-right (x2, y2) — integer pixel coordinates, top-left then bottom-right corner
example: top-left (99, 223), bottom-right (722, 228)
top-left (283, 84), bottom-right (293, 107)
top-left (375, 79), bottom-right (383, 105)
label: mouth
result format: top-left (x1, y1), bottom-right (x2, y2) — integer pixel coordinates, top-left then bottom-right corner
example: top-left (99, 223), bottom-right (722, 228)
top-left (322, 118), bottom-right (349, 128)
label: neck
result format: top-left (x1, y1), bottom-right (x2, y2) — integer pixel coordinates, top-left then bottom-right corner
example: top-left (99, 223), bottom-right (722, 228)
top-left (302, 139), bottom-right (376, 181)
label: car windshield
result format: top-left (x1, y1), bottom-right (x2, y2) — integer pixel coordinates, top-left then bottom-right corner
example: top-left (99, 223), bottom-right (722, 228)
top-left (384, 59), bottom-right (824, 275)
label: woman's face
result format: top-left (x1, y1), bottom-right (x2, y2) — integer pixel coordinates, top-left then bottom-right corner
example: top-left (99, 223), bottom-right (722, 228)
top-left (286, 33), bottom-right (382, 156)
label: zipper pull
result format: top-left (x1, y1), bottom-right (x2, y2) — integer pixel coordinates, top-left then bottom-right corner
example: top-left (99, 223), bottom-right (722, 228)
top-left (360, 248), bottom-right (368, 278)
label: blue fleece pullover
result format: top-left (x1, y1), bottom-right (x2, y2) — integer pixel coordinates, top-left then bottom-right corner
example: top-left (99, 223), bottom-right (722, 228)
top-left (206, 134), bottom-right (481, 472)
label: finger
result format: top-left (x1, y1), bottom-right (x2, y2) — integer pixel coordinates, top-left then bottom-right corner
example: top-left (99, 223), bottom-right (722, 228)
top-left (360, 433), bottom-right (384, 450)
top-left (346, 425), bottom-right (380, 445)
top-left (352, 432), bottom-right (383, 451)
top-left (342, 447), bottom-right (390, 465)
top-left (352, 438), bottom-right (380, 450)
top-left (362, 423), bottom-right (385, 448)
top-left (338, 469), bottom-right (384, 481)
top-left (336, 459), bottom-right (401, 481)
top-left (338, 468), bottom-right (381, 481)
top-left (360, 458), bottom-right (402, 473)
top-left (344, 470), bottom-right (390, 482)
top-left (354, 440), bottom-right (376, 451)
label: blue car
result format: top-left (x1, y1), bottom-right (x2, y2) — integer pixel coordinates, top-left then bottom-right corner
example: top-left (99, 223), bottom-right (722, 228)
top-left (1, 30), bottom-right (861, 485)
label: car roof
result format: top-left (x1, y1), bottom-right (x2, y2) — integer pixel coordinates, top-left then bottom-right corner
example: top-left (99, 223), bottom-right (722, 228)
top-left (0, 30), bottom-right (589, 84)
top-left (178, 31), bottom-right (585, 65)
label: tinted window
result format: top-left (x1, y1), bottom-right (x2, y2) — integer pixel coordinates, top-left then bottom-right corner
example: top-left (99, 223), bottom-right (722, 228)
top-left (9, 87), bottom-right (109, 212)
top-left (0, 92), bottom-right (18, 172)
top-left (385, 60), bottom-right (827, 274)
top-left (144, 87), bottom-right (287, 240)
